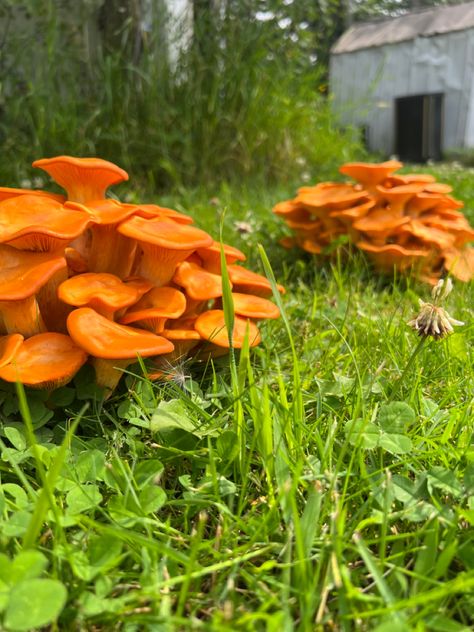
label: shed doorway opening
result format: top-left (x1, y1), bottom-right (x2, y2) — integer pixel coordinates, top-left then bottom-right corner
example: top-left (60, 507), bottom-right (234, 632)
top-left (395, 93), bottom-right (443, 162)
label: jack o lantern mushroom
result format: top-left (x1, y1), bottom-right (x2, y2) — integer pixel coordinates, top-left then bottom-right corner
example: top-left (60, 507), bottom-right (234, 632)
top-left (196, 241), bottom-right (246, 274)
top-left (172, 260), bottom-right (226, 315)
top-left (33, 156), bottom-right (129, 204)
top-left (228, 265), bottom-right (284, 297)
top-left (58, 272), bottom-right (146, 320)
top-left (0, 245), bottom-right (67, 337)
top-left (0, 333), bottom-right (87, 389)
top-left (119, 286), bottom-right (186, 333)
top-left (0, 187), bottom-right (65, 203)
top-left (0, 195), bottom-right (91, 252)
top-left (67, 307), bottom-right (174, 393)
top-left (339, 160), bottom-right (402, 194)
top-left (133, 204), bottom-right (194, 225)
top-left (223, 293), bottom-right (280, 320)
top-left (194, 309), bottom-right (261, 357)
top-left (117, 216), bottom-right (213, 286)
top-left (68, 198), bottom-right (139, 277)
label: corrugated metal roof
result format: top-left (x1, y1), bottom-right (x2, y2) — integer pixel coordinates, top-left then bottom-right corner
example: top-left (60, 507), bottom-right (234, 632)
top-left (332, 1), bottom-right (474, 54)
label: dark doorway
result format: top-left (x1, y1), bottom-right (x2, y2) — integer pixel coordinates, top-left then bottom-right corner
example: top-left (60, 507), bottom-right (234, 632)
top-left (395, 93), bottom-right (443, 162)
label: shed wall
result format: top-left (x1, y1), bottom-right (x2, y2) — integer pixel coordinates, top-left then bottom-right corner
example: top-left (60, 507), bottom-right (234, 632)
top-left (330, 29), bottom-right (474, 155)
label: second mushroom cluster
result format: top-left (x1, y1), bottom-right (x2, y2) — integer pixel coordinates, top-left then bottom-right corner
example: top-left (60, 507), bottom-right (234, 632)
top-left (0, 156), bottom-right (282, 393)
top-left (274, 160), bottom-right (474, 284)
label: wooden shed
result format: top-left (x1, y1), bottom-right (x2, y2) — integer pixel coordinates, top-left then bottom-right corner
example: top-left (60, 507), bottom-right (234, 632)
top-left (330, 2), bottom-right (474, 161)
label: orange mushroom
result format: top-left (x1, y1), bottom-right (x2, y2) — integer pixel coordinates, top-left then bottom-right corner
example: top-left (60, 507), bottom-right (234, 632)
top-left (443, 247), bottom-right (474, 282)
top-left (339, 160), bottom-right (402, 193)
top-left (194, 309), bottom-right (261, 349)
top-left (223, 293), bottom-right (280, 319)
top-left (67, 307), bottom-right (174, 392)
top-left (227, 265), bottom-right (284, 297)
top-left (133, 204), bottom-right (194, 225)
top-left (0, 195), bottom-right (91, 252)
top-left (298, 184), bottom-right (369, 214)
top-left (0, 333), bottom-right (87, 389)
top-left (376, 184), bottom-right (425, 215)
top-left (196, 241), bottom-right (246, 274)
top-left (68, 198), bottom-right (139, 277)
top-left (0, 245), bottom-right (67, 337)
top-left (173, 261), bottom-right (225, 298)
top-left (119, 286), bottom-right (186, 332)
top-left (117, 216), bottom-right (213, 286)
top-left (357, 241), bottom-right (429, 272)
top-left (0, 187), bottom-right (65, 203)
top-left (58, 273), bottom-right (145, 320)
top-left (33, 156), bottom-right (129, 203)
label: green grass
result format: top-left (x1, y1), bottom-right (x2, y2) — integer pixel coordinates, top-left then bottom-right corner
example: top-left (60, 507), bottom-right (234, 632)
top-left (0, 164), bottom-right (473, 631)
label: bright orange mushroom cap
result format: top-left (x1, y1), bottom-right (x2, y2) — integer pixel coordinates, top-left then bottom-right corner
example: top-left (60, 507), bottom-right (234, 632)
top-left (58, 272), bottom-right (144, 318)
top-left (194, 309), bottom-right (261, 348)
top-left (0, 333), bottom-right (87, 388)
top-left (67, 307), bottom-right (174, 359)
top-left (0, 246), bottom-right (66, 300)
top-left (0, 195), bottom-right (91, 251)
top-left (230, 293), bottom-right (280, 319)
top-left (33, 156), bottom-right (129, 203)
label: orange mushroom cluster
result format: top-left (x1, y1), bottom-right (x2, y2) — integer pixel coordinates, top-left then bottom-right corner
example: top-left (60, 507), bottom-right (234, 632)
top-left (0, 156), bottom-right (282, 393)
top-left (274, 160), bottom-right (474, 283)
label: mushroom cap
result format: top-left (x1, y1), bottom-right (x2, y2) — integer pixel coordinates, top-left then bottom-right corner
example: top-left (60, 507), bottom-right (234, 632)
top-left (0, 333), bottom-right (87, 388)
top-left (339, 160), bottom-right (402, 186)
top-left (70, 198), bottom-right (137, 225)
top-left (384, 174), bottom-right (436, 186)
top-left (194, 309), bottom-right (261, 348)
top-left (0, 187), bottom-right (65, 203)
top-left (117, 216), bottom-right (213, 250)
top-left (443, 247), bottom-right (474, 282)
top-left (0, 334), bottom-right (24, 368)
top-left (67, 307), bottom-right (174, 359)
top-left (228, 264), bottom-right (284, 296)
top-left (376, 183), bottom-right (425, 205)
top-left (161, 327), bottom-right (201, 342)
top-left (408, 193), bottom-right (463, 214)
top-left (357, 240), bottom-right (429, 271)
top-left (298, 184), bottom-right (369, 212)
top-left (231, 293), bottom-right (280, 319)
top-left (173, 261), bottom-right (226, 300)
top-left (0, 245), bottom-right (67, 300)
top-left (33, 156), bottom-right (128, 201)
top-left (273, 200), bottom-right (305, 218)
top-left (133, 204), bottom-right (194, 224)
top-left (353, 208), bottom-right (411, 234)
top-left (424, 183), bottom-right (453, 194)
top-left (58, 272), bottom-right (143, 312)
top-left (329, 199), bottom-right (375, 220)
top-left (0, 195), bottom-right (90, 250)
top-left (399, 221), bottom-right (456, 250)
top-left (119, 287), bottom-right (186, 324)
top-left (197, 241), bottom-right (246, 265)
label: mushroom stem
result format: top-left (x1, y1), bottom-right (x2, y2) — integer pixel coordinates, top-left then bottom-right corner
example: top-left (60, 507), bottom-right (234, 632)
top-left (0, 297), bottom-right (46, 337)
top-left (37, 266), bottom-right (70, 333)
top-left (91, 357), bottom-right (131, 395)
top-left (88, 225), bottom-right (137, 278)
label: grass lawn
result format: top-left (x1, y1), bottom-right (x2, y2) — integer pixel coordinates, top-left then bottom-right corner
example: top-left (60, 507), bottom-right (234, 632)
top-left (0, 164), bottom-right (473, 631)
